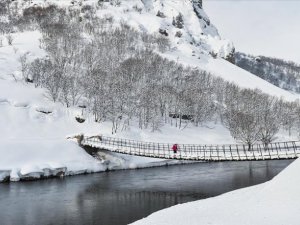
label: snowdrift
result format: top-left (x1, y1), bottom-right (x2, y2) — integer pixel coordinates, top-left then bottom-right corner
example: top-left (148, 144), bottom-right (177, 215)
top-left (0, 140), bottom-right (105, 181)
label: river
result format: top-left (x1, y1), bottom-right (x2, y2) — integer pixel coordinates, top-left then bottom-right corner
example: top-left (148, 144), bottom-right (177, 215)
top-left (0, 160), bottom-right (293, 225)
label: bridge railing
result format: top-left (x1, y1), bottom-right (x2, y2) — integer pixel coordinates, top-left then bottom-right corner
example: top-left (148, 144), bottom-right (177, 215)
top-left (82, 135), bottom-right (300, 161)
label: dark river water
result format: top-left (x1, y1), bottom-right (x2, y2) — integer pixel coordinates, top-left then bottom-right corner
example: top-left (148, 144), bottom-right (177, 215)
top-left (0, 160), bottom-right (293, 225)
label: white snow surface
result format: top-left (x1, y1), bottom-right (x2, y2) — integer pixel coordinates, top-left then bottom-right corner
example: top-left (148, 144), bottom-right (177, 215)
top-left (131, 158), bottom-right (300, 225)
top-left (0, 140), bottom-right (104, 181)
top-left (86, 0), bottom-right (298, 101)
top-left (0, 1), bottom-right (299, 181)
top-left (0, 31), bottom-right (230, 181)
top-left (164, 49), bottom-right (300, 101)
top-left (0, 75), bottom-right (200, 181)
top-left (26, 0), bottom-right (233, 58)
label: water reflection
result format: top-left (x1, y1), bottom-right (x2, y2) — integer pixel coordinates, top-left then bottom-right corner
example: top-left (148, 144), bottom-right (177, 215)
top-left (0, 160), bottom-right (293, 225)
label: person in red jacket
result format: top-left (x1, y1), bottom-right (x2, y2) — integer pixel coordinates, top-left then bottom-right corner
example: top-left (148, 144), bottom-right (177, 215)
top-left (172, 144), bottom-right (178, 154)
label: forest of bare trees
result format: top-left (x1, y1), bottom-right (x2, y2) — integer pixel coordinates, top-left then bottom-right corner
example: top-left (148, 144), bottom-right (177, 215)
top-left (236, 52), bottom-right (300, 93)
top-left (1, 2), bottom-right (300, 147)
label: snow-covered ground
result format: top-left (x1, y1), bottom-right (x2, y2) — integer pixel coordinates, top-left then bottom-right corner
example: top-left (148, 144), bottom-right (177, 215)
top-left (0, 32), bottom-right (196, 182)
top-left (1, 1), bottom-right (299, 182)
top-left (0, 72), bottom-right (232, 182)
top-left (166, 51), bottom-right (300, 101)
top-left (88, 0), bottom-right (298, 101)
top-left (1, 2), bottom-right (298, 224)
top-left (0, 76), bottom-right (196, 181)
top-left (131, 158), bottom-right (300, 225)
top-left (0, 31), bottom-right (230, 182)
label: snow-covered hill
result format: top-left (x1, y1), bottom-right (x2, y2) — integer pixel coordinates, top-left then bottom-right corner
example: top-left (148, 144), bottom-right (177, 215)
top-left (4, 0), bottom-right (298, 100)
top-left (0, 0), bottom-right (299, 182)
top-left (0, 33), bottom-right (233, 182)
top-left (24, 0), bottom-right (233, 58)
top-left (236, 52), bottom-right (300, 94)
top-left (86, 0), bottom-right (298, 100)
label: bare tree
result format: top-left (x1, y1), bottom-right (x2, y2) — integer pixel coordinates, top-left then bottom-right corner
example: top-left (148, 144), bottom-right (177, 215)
top-left (6, 34), bottom-right (13, 45)
top-left (19, 52), bottom-right (30, 82)
top-left (224, 110), bottom-right (261, 150)
top-left (257, 95), bottom-right (281, 148)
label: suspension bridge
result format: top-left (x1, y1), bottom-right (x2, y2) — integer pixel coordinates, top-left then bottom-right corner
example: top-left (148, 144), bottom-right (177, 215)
top-left (78, 135), bottom-right (300, 161)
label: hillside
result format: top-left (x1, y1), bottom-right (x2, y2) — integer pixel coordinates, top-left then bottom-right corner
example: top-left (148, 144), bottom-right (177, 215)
top-left (0, 0), bottom-right (300, 182)
top-left (236, 52), bottom-right (300, 94)
top-left (1, 0), bottom-right (298, 99)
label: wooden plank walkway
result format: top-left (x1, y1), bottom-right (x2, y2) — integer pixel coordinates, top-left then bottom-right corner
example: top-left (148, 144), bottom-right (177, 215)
top-left (80, 135), bottom-right (300, 161)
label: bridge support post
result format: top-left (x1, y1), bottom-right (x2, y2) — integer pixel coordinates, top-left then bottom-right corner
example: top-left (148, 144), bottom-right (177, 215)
top-left (243, 145), bottom-right (248, 161)
top-left (274, 143), bottom-right (280, 159)
top-left (258, 144), bottom-right (264, 160)
top-left (236, 145), bottom-right (241, 160)
top-left (292, 141), bottom-right (297, 158)
top-left (229, 145), bottom-right (233, 160)
top-left (284, 142), bottom-right (289, 159)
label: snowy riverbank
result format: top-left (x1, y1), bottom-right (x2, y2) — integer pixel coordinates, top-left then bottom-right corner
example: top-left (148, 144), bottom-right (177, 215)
top-left (0, 138), bottom-right (190, 182)
top-left (0, 15), bottom-right (298, 183)
top-left (131, 158), bottom-right (300, 225)
top-left (0, 38), bottom-right (296, 182)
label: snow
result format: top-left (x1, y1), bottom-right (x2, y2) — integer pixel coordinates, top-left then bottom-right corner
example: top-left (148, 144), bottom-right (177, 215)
top-left (131, 158), bottom-right (300, 225)
top-left (0, 1), bottom-right (299, 182)
top-left (164, 49), bottom-right (300, 102)
top-left (0, 31), bottom-right (45, 80)
top-left (0, 78), bottom-right (201, 181)
top-left (0, 2), bottom-right (298, 224)
top-left (0, 140), bottom-right (104, 181)
top-left (0, 30), bottom-right (234, 182)
top-left (89, 0), bottom-right (298, 101)
top-left (204, 58), bottom-right (300, 101)
top-left (0, 31), bottom-right (192, 181)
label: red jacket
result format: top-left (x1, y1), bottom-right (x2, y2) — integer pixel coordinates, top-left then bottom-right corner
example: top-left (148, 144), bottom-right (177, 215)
top-left (172, 144), bottom-right (178, 151)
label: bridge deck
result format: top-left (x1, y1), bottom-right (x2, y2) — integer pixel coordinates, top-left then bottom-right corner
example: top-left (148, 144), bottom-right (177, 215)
top-left (81, 136), bottom-right (300, 161)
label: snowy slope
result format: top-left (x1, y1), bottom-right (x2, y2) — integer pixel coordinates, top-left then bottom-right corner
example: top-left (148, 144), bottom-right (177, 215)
top-left (235, 52), bottom-right (300, 94)
top-left (10, 0), bottom-right (299, 101)
top-left (21, 0), bottom-right (233, 57)
top-left (165, 50), bottom-right (300, 101)
top-left (0, 76), bottom-right (197, 181)
top-left (1, 0), bottom-right (299, 182)
top-left (0, 32), bottom-right (234, 182)
top-left (88, 0), bottom-right (298, 100)
top-left (131, 158), bottom-right (300, 225)
top-left (0, 77), bottom-right (200, 181)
